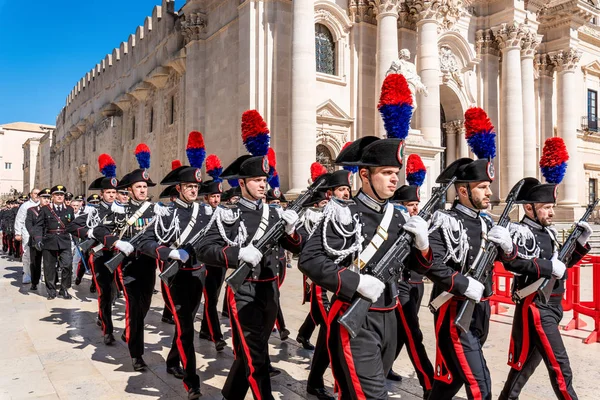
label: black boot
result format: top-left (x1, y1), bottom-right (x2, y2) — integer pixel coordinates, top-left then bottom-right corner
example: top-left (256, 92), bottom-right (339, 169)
top-left (386, 369), bottom-right (403, 382)
top-left (166, 366), bottom-right (185, 379)
top-left (307, 386), bottom-right (335, 400)
top-left (296, 335), bottom-right (315, 350)
top-left (132, 357), bottom-right (147, 371)
top-left (103, 333), bottom-right (115, 345)
top-left (187, 387), bottom-right (202, 399)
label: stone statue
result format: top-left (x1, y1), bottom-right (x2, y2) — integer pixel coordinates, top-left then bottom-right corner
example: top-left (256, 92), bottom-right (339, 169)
top-left (387, 49), bottom-right (429, 97)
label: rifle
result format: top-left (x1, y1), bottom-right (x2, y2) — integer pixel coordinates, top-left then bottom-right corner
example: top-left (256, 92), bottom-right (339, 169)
top-left (514, 198), bottom-right (599, 303)
top-left (225, 175), bottom-right (329, 293)
top-left (104, 217), bottom-right (157, 273)
top-left (452, 179), bottom-right (525, 333)
top-left (338, 177), bottom-right (457, 339)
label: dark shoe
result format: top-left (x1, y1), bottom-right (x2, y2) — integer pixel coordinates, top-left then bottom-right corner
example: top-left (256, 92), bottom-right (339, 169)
top-left (296, 335), bottom-right (315, 350)
top-left (47, 293), bottom-right (56, 300)
top-left (167, 365), bottom-right (185, 379)
top-left (198, 331), bottom-right (212, 341)
top-left (279, 328), bottom-right (290, 341)
top-left (215, 339), bottom-right (226, 352)
top-left (103, 333), bottom-right (115, 345)
top-left (75, 276), bottom-right (82, 285)
top-left (187, 387), bottom-right (202, 399)
top-left (268, 365), bottom-right (281, 378)
top-left (96, 317), bottom-right (102, 327)
top-left (59, 289), bottom-right (72, 299)
top-left (307, 386), bottom-right (335, 400)
top-left (423, 389), bottom-right (432, 400)
top-left (386, 369), bottom-right (403, 382)
top-left (161, 316), bottom-right (175, 325)
top-left (132, 357), bottom-right (147, 371)
top-left (30, 284), bottom-right (37, 291)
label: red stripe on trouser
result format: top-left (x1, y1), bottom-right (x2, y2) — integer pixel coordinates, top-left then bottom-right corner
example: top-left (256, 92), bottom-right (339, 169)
top-left (327, 300), bottom-right (343, 395)
top-left (434, 302), bottom-right (452, 383)
top-left (117, 266), bottom-right (130, 342)
top-left (89, 253), bottom-right (106, 334)
top-left (449, 303), bottom-right (482, 400)
top-left (227, 286), bottom-right (262, 400)
top-left (509, 295), bottom-right (534, 369)
top-left (338, 305), bottom-right (367, 400)
top-left (226, 289), bottom-right (236, 359)
top-left (397, 301), bottom-right (432, 389)
top-left (315, 285), bottom-right (327, 322)
top-left (202, 287), bottom-right (215, 341)
top-left (162, 282), bottom-right (189, 391)
top-left (530, 304), bottom-right (573, 400)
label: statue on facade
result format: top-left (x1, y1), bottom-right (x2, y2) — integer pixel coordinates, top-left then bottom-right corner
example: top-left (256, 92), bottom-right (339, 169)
top-left (386, 49), bottom-right (429, 97)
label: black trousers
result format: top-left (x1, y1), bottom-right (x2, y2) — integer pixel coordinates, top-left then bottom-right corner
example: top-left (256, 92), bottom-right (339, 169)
top-left (430, 299), bottom-right (491, 400)
top-left (306, 284), bottom-right (331, 389)
top-left (499, 301), bottom-right (577, 400)
top-left (163, 267), bottom-right (204, 391)
top-left (42, 248), bottom-right (73, 295)
top-left (223, 280), bottom-right (278, 400)
top-left (274, 262), bottom-right (287, 332)
top-left (396, 281), bottom-right (434, 391)
top-left (29, 246), bottom-right (42, 286)
top-left (118, 254), bottom-right (156, 358)
top-left (328, 300), bottom-right (400, 400)
top-left (90, 250), bottom-right (117, 334)
top-left (200, 265), bottom-right (226, 341)
top-left (298, 313), bottom-right (316, 340)
top-left (2, 232), bottom-right (7, 252)
top-left (7, 234), bottom-right (15, 256)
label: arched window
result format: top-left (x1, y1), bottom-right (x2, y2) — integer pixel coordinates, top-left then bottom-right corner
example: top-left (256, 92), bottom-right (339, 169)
top-left (315, 24), bottom-right (336, 75)
top-left (316, 144), bottom-right (335, 172)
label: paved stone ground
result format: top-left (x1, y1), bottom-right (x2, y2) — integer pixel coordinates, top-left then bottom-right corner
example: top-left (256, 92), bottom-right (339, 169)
top-left (1, 253), bottom-right (599, 400)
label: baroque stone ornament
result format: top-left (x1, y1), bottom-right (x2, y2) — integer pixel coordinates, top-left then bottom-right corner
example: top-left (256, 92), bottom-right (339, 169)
top-left (475, 29), bottom-right (499, 56)
top-left (549, 48), bottom-right (582, 72)
top-left (520, 30), bottom-right (541, 58)
top-left (439, 45), bottom-right (464, 87)
top-left (534, 53), bottom-right (554, 77)
top-left (369, 0), bottom-right (401, 17)
top-left (405, 0), bottom-right (465, 31)
top-left (180, 12), bottom-right (207, 43)
top-left (348, 0), bottom-right (377, 24)
top-left (492, 21), bottom-right (528, 50)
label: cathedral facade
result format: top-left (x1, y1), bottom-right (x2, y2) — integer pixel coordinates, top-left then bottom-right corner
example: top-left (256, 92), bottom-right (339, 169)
top-left (44, 0), bottom-right (600, 219)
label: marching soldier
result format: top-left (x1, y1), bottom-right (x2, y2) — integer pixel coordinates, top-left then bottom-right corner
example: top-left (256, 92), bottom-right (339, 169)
top-left (25, 188), bottom-right (51, 291)
top-left (32, 185), bottom-right (75, 300)
top-left (137, 132), bottom-right (209, 400)
top-left (67, 154), bottom-right (120, 344)
top-left (74, 195), bottom-right (96, 287)
top-left (157, 174), bottom-right (178, 326)
top-left (14, 188), bottom-right (41, 284)
top-left (499, 138), bottom-right (590, 400)
top-left (4, 200), bottom-right (19, 258)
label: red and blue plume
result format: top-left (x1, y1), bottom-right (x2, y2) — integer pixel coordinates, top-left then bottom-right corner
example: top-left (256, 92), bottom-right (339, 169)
top-left (406, 154), bottom-right (426, 187)
top-left (377, 74), bottom-right (413, 140)
top-left (269, 169), bottom-right (280, 189)
top-left (311, 162), bottom-right (328, 182)
top-left (242, 110), bottom-right (270, 156)
top-left (134, 143), bottom-right (151, 169)
top-left (98, 154), bottom-right (116, 178)
top-left (228, 179), bottom-right (240, 187)
top-left (171, 160), bottom-right (182, 170)
top-left (464, 107), bottom-right (496, 159)
top-left (206, 154), bottom-right (223, 182)
top-left (186, 131), bottom-right (206, 169)
top-left (267, 147), bottom-right (277, 178)
top-left (341, 142), bottom-right (358, 174)
top-left (540, 137), bottom-right (569, 184)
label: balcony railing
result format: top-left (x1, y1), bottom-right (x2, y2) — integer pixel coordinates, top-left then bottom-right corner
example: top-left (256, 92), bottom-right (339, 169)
top-left (581, 116), bottom-right (599, 133)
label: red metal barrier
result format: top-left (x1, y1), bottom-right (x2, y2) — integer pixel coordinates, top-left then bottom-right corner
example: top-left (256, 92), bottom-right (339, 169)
top-left (563, 255), bottom-right (600, 344)
top-left (490, 262), bottom-right (512, 315)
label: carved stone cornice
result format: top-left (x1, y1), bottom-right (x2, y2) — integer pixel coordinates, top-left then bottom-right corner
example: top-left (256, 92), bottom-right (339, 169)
top-left (405, 0), bottom-right (465, 31)
top-left (443, 119), bottom-right (464, 135)
top-left (476, 29), bottom-right (499, 56)
top-left (180, 12), bottom-right (207, 43)
top-left (370, 0), bottom-right (401, 18)
top-left (535, 53), bottom-right (555, 78)
top-left (492, 21), bottom-right (528, 51)
top-left (538, 0), bottom-right (594, 30)
top-left (549, 48), bottom-right (582, 73)
top-left (348, 0), bottom-right (377, 24)
top-left (521, 30), bottom-right (542, 58)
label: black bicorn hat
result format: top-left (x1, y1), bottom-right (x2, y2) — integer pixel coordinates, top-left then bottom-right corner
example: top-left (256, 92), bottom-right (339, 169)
top-left (322, 170), bottom-right (352, 189)
top-left (118, 143), bottom-right (157, 189)
top-left (335, 136), bottom-right (405, 168)
top-left (200, 180), bottom-right (224, 196)
top-left (221, 155), bottom-right (270, 180)
top-left (87, 194), bottom-right (101, 203)
top-left (392, 185), bottom-right (420, 203)
top-left (160, 166), bottom-right (203, 185)
top-left (266, 188), bottom-right (287, 203)
top-left (220, 187), bottom-right (241, 202)
top-left (39, 188), bottom-right (52, 198)
top-left (514, 177), bottom-right (557, 204)
top-left (436, 158), bottom-right (495, 184)
top-left (302, 190), bottom-right (328, 207)
top-left (51, 185), bottom-right (67, 194)
top-left (89, 154), bottom-right (119, 190)
top-left (158, 185), bottom-right (178, 199)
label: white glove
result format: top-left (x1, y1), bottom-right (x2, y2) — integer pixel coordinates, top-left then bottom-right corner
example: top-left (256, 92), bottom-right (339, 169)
top-left (577, 221), bottom-right (593, 246)
top-left (282, 209), bottom-right (299, 235)
top-left (403, 215), bottom-right (430, 251)
top-left (87, 229), bottom-right (95, 240)
top-left (169, 249), bottom-right (189, 263)
top-left (114, 240), bottom-right (134, 256)
top-left (487, 225), bottom-right (513, 255)
top-left (464, 277), bottom-right (484, 302)
top-left (238, 244), bottom-right (262, 267)
top-left (356, 274), bottom-right (386, 303)
top-left (551, 252), bottom-right (566, 279)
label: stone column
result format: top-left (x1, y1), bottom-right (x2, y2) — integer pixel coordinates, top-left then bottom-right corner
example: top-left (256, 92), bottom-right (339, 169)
top-left (494, 21), bottom-right (526, 198)
top-left (536, 54), bottom-right (555, 143)
top-left (373, 0), bottom-right (400, 137)
top-left (443, 120), bottom-right (460, 165)
top-left (521, 30), bottom-right (540, 178)
top-left (458, 124), bottom-right (469, 158)
top-left (289, 0), bottom-right (316, 195)
top-left (550, 49), bottom-right (582, 206)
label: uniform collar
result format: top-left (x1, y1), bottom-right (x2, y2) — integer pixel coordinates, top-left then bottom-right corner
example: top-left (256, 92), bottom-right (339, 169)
top-left (100, 200), bottom-right (112, 209)
top-left (130, 198), bottom-right (145, 206)
top-left (356, 190), bottom-right (387, 213)
top-left (174, 198), bottom-right (193, 209)
top-left (521, 215), bottom-right (543, 231)
top-left (454, 202), bottom-right (480, 219)
top-left (238, 196), bottom-right (262, 210)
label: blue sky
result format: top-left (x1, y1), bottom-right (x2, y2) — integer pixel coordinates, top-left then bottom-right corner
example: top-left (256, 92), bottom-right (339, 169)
top-left (0, 0), bottom-right (168, 126)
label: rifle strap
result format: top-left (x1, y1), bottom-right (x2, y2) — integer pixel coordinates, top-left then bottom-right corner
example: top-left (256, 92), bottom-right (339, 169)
top-left (48, 205), bottom-right (66, 229)
top-left (250, 202), bottom-right (270, 244)
top-left (351, 203), bottom-right (394, 272)
top-left (172, 202), bottom-right (200, 248)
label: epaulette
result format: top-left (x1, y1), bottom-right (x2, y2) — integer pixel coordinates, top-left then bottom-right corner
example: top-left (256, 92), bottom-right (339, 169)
top-left (429, 209), bottom-right (469, 265)
top-left (215, 204), bottom-right (239, 225)
top-left (323, 197), bottom-right (353, 225)
top-left (480, 212), bottom-right (494, 227)
top-left (203, 204), bottom-right (213, 216)
top-left (153, 203), bottom-right (172, 217)
top-left (429, 209), bottom-right (462, 233)
top-left (111, 202), bottom-right (127, 214)
top-left (509, 221), bottom-right (540, 259)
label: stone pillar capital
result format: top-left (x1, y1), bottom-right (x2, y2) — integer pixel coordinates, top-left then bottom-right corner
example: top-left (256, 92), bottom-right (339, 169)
top-left (406, 0), bottom-right (464, 30)
top-left (521, 31), bottom-right (541, 59)
top-left (443, 119), bottom-right (463, 135)
top-left (535, 54), bottom-right (555, 78)
top-left (549, 48), bottom-right (582, 73)
top-left (476, 29), bottom-right (499, 57)
top-left (180, 11), bottom-right (207, 43)
top-left (370, 0), bottom-right (401, 18)
top-left (492, 21), bottom-right (528, 51)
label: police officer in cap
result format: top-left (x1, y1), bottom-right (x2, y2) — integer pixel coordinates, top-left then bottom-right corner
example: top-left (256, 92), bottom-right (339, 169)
top-left (25, 188), bottom-right (51, 290)
top-left (33, 185), bottom-right (75, 299)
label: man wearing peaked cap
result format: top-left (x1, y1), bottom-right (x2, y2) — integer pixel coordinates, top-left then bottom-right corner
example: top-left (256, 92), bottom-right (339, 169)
top-left (14, 187), bottom-right (41, 284)
top-left (87, 194), bottom-right (101, 205)
top-left (136, 131), bottom-right (211, 399)
top-left (32, 184), bottom-right (75, 300)
top-left (23, 188), bottom-right (49, 291)
top-left (499, 138), bottom-right (591, 400)
top-left (198, 110), bottom-right (302, 400)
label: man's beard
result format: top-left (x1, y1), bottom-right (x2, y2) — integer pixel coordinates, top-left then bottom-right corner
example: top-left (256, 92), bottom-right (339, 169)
top-left (472, 196), bottom-right (488, 210)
